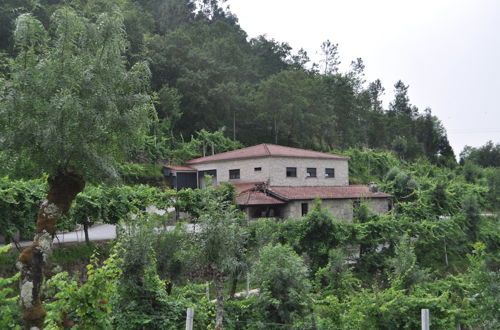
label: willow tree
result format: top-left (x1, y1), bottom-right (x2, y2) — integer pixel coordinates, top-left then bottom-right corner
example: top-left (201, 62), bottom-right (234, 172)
top-left (0, 8), bottom-right (152, 329)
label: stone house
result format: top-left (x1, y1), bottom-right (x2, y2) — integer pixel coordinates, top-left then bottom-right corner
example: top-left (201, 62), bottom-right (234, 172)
top-left (162, 144), bottom-right (391, 220)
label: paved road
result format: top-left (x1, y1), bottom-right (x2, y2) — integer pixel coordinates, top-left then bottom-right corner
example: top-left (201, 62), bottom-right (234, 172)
top-left (1, 223), bottom-right (198, 248)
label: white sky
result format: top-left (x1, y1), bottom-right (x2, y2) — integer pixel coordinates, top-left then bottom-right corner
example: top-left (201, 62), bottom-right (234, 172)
top-left (226, 0), bottom-right (500, 156)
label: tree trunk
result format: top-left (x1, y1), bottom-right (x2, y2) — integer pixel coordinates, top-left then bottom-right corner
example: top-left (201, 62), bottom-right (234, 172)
top-left (83, 221), bottom-right (90, 246)
top-left (214, 273), bottom-right (225, 330)
top-left (229, 276), bottom-right (238, 299)
top-left (17, 171), bottom-right (85, 330)
top-left (166, 281), bottom-right (173, 296)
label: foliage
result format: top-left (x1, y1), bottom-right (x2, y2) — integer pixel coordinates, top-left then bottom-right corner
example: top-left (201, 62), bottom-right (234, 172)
top-left (0, 1), bottom-right (496, 328)
top-left (0, 7), bottom-right (153, 181)
top-left (153, 222), bottom-right (188, 293)
top-left (341, 148), bottom-right (401, 184)
top-left (176, 181), bottom-right (236, 218)
top-left (116, 163), bottom-right (165, 185)
top-left (462, 194), bottom-right (481, 242)
top-left (484, 167), bottom-right (500, 211)
top-left (0, 0), bottom-right (459, 168)
top-left (383, 166), bottom-right (419, 202)
top-left (44, 245), bottom-right (122, 329)
top-left (460, 141), bottom-right (500, 167)
top-left (112, 216), bottom-right (171, 329)
top-left (299, 199), bottom-right (344, 270)
top-left (338, 287), bottom-right (460, 329)
top-left (387, 234), bottom-right (428, 290)
top-left (47, 243), bottom-right (111, 265)
top-left (0, 177), bottom-right (46, 241)
top-left (0, 245), bottom-right (21, 329)
top-left (252, 243), bottom-right (311, 326)
top-left (0, 175), bottom-right (177, 241)
top-left (183, 183), bottom-right (246, 328)
top-left (168, 128), bottom-right (244, 165)
top-left (463, 242), bottom-right (500, 328)
top-left (67, 183), bottom-right (175, 228)
top-left (314, 248), bottom-right (360, 300)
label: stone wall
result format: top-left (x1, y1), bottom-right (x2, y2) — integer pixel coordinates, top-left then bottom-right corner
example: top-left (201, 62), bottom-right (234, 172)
top-left (282, 197), bottom-right (390, 221)
top-left (190, 156), bottom-right (349, 187)
top-left (366, 198), bottom-right (390, 214)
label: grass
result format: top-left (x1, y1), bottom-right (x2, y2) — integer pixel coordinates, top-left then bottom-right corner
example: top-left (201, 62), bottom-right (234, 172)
top-left (49, 242), bottom-right (111, 264)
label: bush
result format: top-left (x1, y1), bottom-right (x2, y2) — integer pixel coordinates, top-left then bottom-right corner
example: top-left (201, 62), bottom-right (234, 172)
top-left (0, 245), bottom-right (21, 329)
top-left (44, 246), bottom-right (122, 329)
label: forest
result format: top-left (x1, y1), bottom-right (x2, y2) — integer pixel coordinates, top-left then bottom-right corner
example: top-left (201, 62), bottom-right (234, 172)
top-left (0, 0), bottom-right (498, 329)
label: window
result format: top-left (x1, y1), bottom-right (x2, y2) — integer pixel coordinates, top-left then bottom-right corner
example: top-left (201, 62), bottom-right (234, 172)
top-left (229, 169), bottom-right (240, 180)
top-left (306, 168), bottom-right (317, 177)
top-left (325, 168), bottom-right (335, 178)
top-left (254, 167), bottom-right (262, 172)
top-left (301, 203), bottom-right (309, 216)
top-left (286, 167), bottom-right (297, 177)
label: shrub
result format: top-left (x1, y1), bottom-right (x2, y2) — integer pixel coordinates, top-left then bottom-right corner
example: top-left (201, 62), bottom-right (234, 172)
top-left (0, 245), bottom-right (21, 329)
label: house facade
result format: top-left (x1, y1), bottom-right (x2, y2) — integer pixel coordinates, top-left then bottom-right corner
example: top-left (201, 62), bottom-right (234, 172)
top-left (162, 144), bottom-right (391, 220)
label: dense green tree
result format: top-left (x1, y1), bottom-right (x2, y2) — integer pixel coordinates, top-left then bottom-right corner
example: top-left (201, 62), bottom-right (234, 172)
top-left (460, 141), bottom-right (500, 167)
top-left (321, 74), bottom-right (361, 148)
top-left (299, 199), bottom-right (337, 270)
top-left (0, 8), bottom-right (152, 327)
top-left (252, 243), bottom-right (311, 326)
top-left (253, 69), bottom-right (329, 147)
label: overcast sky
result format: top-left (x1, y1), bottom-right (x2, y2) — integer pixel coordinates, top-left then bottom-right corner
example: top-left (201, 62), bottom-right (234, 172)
top-left (226, 0), bottom-right (500, 156)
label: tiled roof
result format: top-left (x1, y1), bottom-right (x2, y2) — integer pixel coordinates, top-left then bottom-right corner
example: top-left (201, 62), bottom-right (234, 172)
top-left (267, 185), bottom-right (392, 200)
top-left (186, 144), bottom-right (349, 164)
top-left (164, 165), bottom-right (196, 172)
top-left (234, 183), bottom-right (391, 206)
top-left (236, 190), bottom-right (286, 206)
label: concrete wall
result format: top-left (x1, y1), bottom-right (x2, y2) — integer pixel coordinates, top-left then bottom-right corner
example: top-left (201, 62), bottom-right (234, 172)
top-left (282, 198), bottom-right (390, 221)
top-left (190, 156), bottom-right (349, 187)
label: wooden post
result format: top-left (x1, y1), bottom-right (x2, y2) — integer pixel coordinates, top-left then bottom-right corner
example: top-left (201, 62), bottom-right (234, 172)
top-left (421, 309), bottom-right (429, 330)
top-left (185, 307), bottom-right (194, 330)
top-left (246, 273), bottom-right (250, 294)
top-left (206, 282), bottom-right (210, 300)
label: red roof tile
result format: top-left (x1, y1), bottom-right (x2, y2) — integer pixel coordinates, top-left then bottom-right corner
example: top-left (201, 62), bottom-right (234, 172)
top-left (164, 165), bottom-right (196, 172)
top-left (268, 185), bottom-right (392, 200)
top-left (186, 144), bottom-right (348, 164)
top-left (236, 190), bottom-right (286, 206)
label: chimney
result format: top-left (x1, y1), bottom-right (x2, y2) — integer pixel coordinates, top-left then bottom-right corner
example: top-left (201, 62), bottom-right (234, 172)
top-left (369, 182), bottom-right (378, 192)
